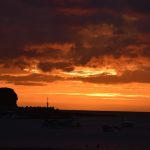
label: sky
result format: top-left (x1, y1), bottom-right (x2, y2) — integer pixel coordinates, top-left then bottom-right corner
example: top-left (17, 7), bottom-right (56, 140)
top-left (0, 0), bottom-right (150, 112)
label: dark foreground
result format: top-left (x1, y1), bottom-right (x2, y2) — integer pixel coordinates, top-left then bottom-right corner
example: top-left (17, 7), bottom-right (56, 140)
top-left (0, 110), bottom-right (150, 150)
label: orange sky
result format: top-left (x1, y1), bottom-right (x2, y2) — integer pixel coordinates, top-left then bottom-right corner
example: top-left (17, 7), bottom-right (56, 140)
top-left (2, 80), bottom-right (150, 112)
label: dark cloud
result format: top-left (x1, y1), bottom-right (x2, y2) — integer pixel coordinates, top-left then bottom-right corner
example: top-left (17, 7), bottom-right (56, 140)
top-left (38, 62), bottom-right (74, 72)
top-left (127, 0), bottom-right (150, 13)
top-left (0, 0), bottom-right (149, 85)
top-left (10, 82), bottom-right (47, 86)
top-left (21, 0), bottom-right (150, 14)
top-left (0, 74), bottom-right (63, 86)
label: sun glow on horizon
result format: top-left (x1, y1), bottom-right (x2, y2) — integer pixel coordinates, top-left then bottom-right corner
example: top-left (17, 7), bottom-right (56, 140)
top-left (63, 67), bottom-right (117, 77)
top-left (34, 92), bottom-right (150, 99)
top-left (2, 80), bottom-right (149, 112)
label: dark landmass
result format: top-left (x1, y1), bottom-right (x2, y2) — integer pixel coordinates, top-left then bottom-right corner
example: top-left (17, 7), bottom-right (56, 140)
top-left (0, 87), bottom-right (18, 109)
top-left (0, 108), bottom-right (150, 150)
top-left (1, 106), bottom-right (150, 120)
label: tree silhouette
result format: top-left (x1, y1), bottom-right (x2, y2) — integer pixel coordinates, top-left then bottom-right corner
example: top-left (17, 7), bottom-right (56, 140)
top-left (0, 87), bottom-right (18, 109)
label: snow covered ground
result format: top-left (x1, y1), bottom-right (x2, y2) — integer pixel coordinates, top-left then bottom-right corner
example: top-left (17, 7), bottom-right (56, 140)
top-left (0, 112), bottom-right (150, 150)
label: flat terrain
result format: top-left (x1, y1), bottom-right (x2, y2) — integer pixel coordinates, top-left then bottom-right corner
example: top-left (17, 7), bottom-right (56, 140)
top-left (0, 111), bottom-right (150, 150)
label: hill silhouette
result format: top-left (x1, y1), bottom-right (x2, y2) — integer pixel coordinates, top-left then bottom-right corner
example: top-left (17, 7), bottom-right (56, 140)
top-left (0, 87), bottom-right (18, 109)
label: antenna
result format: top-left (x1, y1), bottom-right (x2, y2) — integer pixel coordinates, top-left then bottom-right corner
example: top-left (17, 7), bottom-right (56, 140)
top-left (46, 97), bottom-right (49, 108)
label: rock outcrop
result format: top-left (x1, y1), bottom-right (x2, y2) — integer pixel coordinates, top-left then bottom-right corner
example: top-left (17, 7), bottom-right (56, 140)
top-left (0, 87), bottom-right (18, 109)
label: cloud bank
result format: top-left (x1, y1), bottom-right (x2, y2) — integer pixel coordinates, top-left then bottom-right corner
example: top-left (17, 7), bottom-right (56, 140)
top-left (0, 0), bottom-right (150, 85)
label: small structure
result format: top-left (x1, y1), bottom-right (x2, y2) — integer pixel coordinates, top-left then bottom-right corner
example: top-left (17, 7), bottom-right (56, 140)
top-left (0, 87), bottom-right (18, 110)
top-left (46, 97), bottom-right (49, 108)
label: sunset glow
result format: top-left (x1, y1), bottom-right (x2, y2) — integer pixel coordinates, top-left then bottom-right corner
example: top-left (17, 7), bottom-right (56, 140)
top-left (63, 67), bottom-right (117, 77)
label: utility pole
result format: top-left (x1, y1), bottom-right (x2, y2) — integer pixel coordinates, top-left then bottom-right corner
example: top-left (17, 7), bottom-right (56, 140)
top-left (46, 97), bottom-right (49, 108)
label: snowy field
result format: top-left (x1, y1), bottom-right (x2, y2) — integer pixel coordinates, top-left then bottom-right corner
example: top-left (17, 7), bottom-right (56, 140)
top-left (0, 111), bottom-right (150, 150)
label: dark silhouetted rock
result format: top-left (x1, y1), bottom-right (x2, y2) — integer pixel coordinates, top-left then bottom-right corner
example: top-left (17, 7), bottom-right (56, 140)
top-left (0, 87), bottom-right (18, 110)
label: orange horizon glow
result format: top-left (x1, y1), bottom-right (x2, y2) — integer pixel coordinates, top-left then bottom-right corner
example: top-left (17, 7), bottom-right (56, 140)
top-left (2, 81), bottom-right (150, 112)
